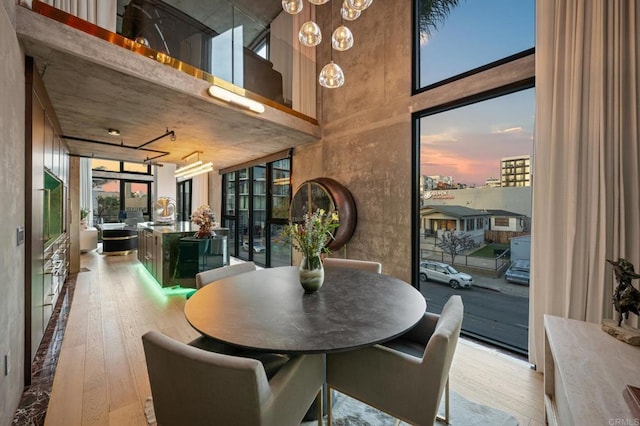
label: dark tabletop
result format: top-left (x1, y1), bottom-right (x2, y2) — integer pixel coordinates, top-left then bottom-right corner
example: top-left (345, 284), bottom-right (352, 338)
top-left (184, 266), bottom-right (427, 354)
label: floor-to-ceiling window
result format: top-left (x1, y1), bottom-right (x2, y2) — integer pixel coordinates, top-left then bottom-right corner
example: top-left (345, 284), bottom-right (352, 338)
top-left (91, 159), bottom-right (153, 223)
top-left (269, 159), bottom-right (292, 267)
top-left (176, 179), bottom-right (192, 222)
top-left (414, 0), bottom-right (534, 355)
top-left (222, 155), bottom-right (291, 267)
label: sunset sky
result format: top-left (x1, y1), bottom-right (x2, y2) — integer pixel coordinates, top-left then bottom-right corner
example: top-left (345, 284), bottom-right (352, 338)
top-left (98, 180), bottom-right (148, 194)
top-left (418, 0), bottom-right (535, 186)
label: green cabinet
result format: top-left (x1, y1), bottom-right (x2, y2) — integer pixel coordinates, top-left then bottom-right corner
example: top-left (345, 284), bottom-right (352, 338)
top-left (138, 222), bottom-right (229, 288)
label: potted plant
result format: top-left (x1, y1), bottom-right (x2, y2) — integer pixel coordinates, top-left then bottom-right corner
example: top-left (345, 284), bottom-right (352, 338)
top-left (191, 204), bottom-right (217, 238)
top-left (282, 209), bottom-right (339, 292)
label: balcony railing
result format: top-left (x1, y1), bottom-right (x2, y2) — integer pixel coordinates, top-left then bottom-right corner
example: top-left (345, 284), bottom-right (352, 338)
top-left (25, 0), bottom-right (317, 121)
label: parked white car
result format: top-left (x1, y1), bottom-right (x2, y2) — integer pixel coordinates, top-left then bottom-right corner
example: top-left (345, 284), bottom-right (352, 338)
top-left (419, 260), bottom-right (474, 289)
top-left (242, 241), bottom-right (266, 253)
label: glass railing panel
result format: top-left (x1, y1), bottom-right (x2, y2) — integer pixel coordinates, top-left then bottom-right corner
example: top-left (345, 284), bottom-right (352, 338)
top-left (111, 0), bottom-right (315, 117)
top-left (28, 0), bottom-right (316, 119)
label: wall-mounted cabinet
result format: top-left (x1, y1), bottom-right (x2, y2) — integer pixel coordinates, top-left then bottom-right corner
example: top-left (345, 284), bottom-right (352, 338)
top-left (25, 57), bottom-right (69, 385)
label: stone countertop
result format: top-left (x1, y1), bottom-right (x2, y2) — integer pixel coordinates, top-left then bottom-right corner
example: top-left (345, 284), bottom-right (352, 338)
top-left (137, 221), bottom-right (228, 235)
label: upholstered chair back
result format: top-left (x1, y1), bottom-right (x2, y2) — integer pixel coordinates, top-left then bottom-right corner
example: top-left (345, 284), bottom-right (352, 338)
top-left (195, 261), bottom-right (257, 289)
top-left (323, 258), bottom-right (382, 274)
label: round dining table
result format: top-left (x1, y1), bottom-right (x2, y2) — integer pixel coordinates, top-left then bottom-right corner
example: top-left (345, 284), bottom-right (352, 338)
top-left (184, 265), bottom-right (427, 354)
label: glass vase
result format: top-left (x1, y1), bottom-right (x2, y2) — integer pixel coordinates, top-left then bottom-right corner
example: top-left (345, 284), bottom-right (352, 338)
top-left (299, 253), bottom-right (324, 293)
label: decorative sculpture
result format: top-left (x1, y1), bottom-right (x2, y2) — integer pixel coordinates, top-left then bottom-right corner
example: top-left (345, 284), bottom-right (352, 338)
top-left (606, 258), bottom-right (640, 326)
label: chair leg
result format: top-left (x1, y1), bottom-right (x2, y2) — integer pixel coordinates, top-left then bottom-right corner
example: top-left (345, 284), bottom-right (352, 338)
top-left (316, 389), bottom-right (323, 426)
top-left (327, 386), bottom-right (333, 425)
top-left (436, 376), bottom-right (450, 424)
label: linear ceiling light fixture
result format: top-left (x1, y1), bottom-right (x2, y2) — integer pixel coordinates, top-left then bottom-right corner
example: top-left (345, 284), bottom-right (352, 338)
top-left (174, 160), bottom-right (203, 176)
top-left (175, 151), bottom-right (214, 179)
top-left (207, 85), bottom-right (265, 114)
top-left (178, 163), bottom-right (214, 179)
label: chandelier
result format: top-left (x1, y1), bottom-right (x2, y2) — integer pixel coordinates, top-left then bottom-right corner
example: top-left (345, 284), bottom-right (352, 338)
top-left (282, 0), bottom-right (374, 89)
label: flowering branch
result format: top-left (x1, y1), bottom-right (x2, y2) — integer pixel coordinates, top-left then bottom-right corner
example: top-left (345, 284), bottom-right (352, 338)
top-left (282, 209), bottom-right (339, 258)
top-left (191, 204), bottom-right (216, 237)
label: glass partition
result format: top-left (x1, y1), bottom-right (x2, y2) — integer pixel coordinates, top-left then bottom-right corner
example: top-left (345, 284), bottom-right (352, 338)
top-left (28, 0), bottom-right (317, 117)
top-left (114, 0), bottom-right (315, 117)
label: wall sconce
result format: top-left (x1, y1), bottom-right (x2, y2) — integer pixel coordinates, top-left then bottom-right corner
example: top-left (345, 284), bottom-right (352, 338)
top-left (175, 151), bottom-right (214, 179)
top-left (207, 85), bottom-right (265, 114)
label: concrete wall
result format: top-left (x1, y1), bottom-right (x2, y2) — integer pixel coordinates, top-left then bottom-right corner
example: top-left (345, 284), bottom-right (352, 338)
top-left (292, 0), bottom-right (534, 283)
top-left (0, 0), bottom-right (26, 424)
top-left (156, 162), bottom-right (177, 201)
top-left (293, 0), bottom-right (414, 282)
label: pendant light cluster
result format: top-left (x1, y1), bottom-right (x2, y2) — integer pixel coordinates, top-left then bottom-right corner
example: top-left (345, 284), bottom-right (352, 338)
top-left (282, 0), bottom-right (374, 89)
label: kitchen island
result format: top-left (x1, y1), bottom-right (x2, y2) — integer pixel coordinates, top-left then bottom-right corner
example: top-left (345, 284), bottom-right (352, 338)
top-left (137, 222), bottom-right (229, 288)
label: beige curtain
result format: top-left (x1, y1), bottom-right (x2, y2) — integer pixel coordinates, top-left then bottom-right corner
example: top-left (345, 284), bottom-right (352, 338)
top-left (270, 11), bottom-right (294, 106)
top-left (291, 7), bottom-right (317, 117)
top-left (41, 0), bottom-right (116, 32)
top-left (270, 9), bottom-right (317, 118)
top-left (530, 0), bottom-right (640, 370)
top-left (80, 158), bottom-right (93, 226)
top-left (191, 173), bottom-right (209, 215)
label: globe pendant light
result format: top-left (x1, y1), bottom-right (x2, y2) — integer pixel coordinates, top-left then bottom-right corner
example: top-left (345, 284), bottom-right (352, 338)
top-left (282, 0), bottom-right (303, 14)
top-left (308, 0), bottom-right (329, 4)
top-left (341, 1), bottom-right (361, 21)
top-left (319, 61), bottom-right (345, 88)
top-left (345, 0), bottom-right (373, 11)
top-left (332, 25), bottom-right (354, 51)
top-left (299, 21), bottom-right (322, 47)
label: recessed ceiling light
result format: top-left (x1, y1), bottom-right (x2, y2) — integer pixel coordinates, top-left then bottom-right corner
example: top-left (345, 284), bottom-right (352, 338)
top-left (107, 128), bottom-right (120, 136)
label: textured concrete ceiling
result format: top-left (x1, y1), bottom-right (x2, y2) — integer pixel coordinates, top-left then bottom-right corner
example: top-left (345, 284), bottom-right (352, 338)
top-left (16, 3), bottom-right (319, 170)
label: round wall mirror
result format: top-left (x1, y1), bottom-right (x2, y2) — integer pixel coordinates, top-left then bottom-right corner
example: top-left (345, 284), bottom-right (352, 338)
top-left (290, 177), bottom-right (357, 251)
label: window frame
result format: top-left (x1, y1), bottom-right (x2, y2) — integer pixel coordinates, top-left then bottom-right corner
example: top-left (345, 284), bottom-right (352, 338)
top-left (222, 155), bottom-right (292, 267)
top-left (412, 0), bottom-right (535, 93)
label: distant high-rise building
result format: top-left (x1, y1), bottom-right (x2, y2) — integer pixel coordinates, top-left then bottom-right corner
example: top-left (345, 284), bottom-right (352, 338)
top-left (501, 155), bottom-right (531, 187)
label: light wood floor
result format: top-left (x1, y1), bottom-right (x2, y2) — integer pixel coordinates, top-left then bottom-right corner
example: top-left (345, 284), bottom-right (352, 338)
top-left (45, 250), bottom-right (545, 425)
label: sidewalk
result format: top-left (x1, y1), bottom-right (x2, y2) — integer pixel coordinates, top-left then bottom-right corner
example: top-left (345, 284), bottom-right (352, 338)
top-left (471, 274), bottom-right (530, 298)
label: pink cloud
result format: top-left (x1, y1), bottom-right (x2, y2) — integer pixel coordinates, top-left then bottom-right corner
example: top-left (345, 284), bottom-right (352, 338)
top-left (420, 130), bottom-right (532, 186)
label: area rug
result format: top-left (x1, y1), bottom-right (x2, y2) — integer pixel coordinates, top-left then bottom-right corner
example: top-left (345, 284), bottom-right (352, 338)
top-left (301, 390), bottom-right (518, 426)
top-left (145, 390), bottom-right (518, 425)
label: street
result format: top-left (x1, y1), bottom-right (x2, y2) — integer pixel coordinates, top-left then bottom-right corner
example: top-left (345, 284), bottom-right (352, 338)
top-left (420, 279), bottom-right (529, 353)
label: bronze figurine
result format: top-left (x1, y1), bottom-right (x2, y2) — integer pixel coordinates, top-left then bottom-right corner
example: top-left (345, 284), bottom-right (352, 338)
top-left (606, 258), bottom-right (640, 326)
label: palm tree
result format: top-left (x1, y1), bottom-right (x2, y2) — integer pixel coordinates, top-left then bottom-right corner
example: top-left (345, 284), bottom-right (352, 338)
top-left (417, 0), bottom-right (464, 43)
